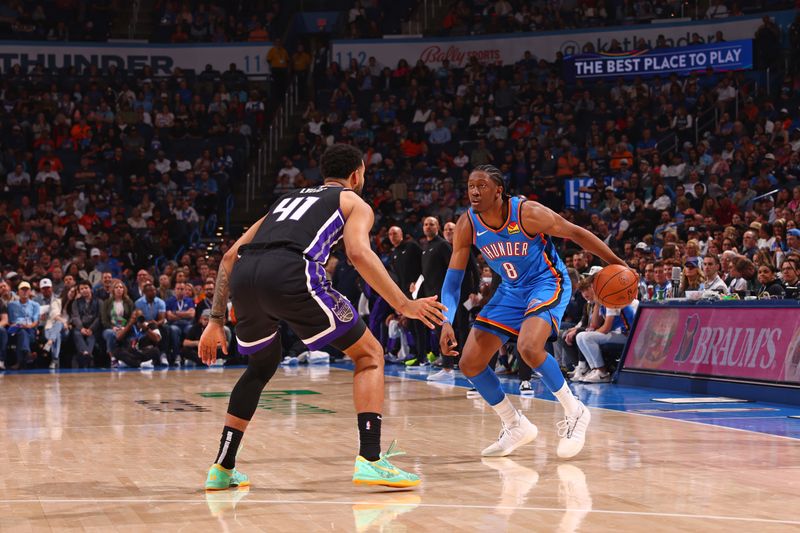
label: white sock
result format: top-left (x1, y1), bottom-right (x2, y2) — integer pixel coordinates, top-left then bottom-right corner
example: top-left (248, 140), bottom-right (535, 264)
top-left (553, 382), bottom-right (581, 417)
top-left (491, 396), bottom-right (519, 426)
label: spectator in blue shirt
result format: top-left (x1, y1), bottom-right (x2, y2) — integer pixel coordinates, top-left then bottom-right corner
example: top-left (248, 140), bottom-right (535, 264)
top-left (428, 119), bottom-right (452, 145)
top-left (7, 281), bottom-right (40, 369)
top-left (135, 282), bottom-right (170, 365)
top-left (165, 282), bottom-right (196, 363)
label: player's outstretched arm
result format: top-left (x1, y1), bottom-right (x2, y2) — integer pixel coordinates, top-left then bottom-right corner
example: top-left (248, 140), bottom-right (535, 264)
top-left (439, 213), bottom-right (472, 356)
top-left (341, 192), bottom-right (446, 329)
top-left (520, 201), bottom-right (626, 267)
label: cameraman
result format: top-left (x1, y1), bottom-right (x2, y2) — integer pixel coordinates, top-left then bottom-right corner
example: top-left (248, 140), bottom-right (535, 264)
top-left (113, 308), bottom-right (163, 368)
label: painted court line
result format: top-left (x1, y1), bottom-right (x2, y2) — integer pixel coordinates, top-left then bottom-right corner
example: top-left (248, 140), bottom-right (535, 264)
top-left (0, 498), bottom-right (796, 526)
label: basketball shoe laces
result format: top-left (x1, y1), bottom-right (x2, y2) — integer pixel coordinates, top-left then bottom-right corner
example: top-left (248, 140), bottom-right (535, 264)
top-left (556, 409), bottom-right (582, 440)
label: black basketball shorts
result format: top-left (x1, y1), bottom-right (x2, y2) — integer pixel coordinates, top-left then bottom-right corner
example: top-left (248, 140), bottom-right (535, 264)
top-left (230, 249), bottom-right (366, 355)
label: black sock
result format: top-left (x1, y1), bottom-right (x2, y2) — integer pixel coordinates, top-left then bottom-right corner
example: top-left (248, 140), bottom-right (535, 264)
top-left (215, 426), bottom-right (244, 469)
top-left (357, 412), bottom-right (382, 461)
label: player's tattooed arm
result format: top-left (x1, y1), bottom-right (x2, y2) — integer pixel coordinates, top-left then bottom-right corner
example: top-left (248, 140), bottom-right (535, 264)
top-left (208, 266), bottom-right (229, 325)
top-left (209, 214), bottom-right (269, 325)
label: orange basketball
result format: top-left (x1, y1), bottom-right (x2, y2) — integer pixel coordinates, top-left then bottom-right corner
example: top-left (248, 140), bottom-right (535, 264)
top-left (592, 264), bottom-right (639, 308)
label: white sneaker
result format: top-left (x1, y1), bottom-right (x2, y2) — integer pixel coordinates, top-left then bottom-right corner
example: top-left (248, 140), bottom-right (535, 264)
top-left (569, 362), bottom-right (589, 382)
top-left (0, 360), bottom-right (5, 370)
top-left (581, 369), bottom-right (611, 383)
top-left (140, 360), bottom-right (154, 370)
top-left (482, 413), bottom-right (539, 457)
top-left (49, 360), bottom-right (58, 370)
top-left (556, 402), bottom-right (592, 459)
top-left (519, 380), bottom-right (534, 396)
top-left (427, 369), bottom-right (455, 382)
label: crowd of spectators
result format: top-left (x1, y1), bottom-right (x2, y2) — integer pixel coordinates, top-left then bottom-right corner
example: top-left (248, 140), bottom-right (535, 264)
top-left (151, 0), bottom-right (293, 43)
top-left (268, 17), bottom-right (800, 384)
top-left (0, 0), bottom-right (113, 41)
top-left (437, 0), bottom-right (794, 36)
top-left (0, 54), bottom-right (265, 369)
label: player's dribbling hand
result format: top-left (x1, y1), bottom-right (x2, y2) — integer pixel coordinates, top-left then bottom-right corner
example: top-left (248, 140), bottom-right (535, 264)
top-left (199, 321), bottom-right (228, 365)
top-left (439, 322), bottom-right (458, 356)
top-left (400, 295), bottom-right (447, 329)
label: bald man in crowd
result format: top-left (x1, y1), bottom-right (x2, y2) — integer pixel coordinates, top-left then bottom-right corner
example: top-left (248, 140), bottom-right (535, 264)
top-left (412, 217), bottom-right (452, 368)
top-left (387, 225), bottom-right (423, 363)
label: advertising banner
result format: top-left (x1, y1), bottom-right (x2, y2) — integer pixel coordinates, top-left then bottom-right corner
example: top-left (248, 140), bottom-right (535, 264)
top-left (564, 176), bottom-right (613, 210)
top-left (332, 10), bottom-right (793, 68)
top-left (0, 41), bottom-right (272, 76)
top-left (566, 40), bottom-right (752, 80)
top-left (623, 305), bottom-right (800, 386)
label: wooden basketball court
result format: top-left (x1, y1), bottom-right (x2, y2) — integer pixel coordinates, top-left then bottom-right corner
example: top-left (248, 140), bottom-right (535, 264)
top-left (2, 365), bottom-right (798, 531)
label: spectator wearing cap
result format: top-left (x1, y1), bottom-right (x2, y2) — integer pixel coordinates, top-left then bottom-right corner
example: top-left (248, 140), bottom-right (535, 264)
top-left (87, 248), bottom-right (105, 287)
top-left (71, 280), bottom-right (100, 368)
top-left (34, 278), bottom-right (66, 368)
top-left (787, 228), bottom-right (800, 255)
top-left (7, 281), bottom-right (41, 369)
top-left (678, 257), bottom-right (705, 297)
top-left (701, 255), bottom-right (729, 294)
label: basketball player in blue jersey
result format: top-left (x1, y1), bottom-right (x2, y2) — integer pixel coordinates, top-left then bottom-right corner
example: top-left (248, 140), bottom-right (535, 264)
top-left (440, 165), bottom-right (627, 459)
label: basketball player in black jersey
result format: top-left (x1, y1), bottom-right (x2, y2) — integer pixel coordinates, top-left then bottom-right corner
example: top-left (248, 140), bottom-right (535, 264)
top-left (199, 144), bottom-right (446, 490)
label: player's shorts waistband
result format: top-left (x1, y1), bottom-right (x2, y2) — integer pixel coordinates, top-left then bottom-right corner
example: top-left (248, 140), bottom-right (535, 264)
top-left (238, 242), bottom-right (287, 254)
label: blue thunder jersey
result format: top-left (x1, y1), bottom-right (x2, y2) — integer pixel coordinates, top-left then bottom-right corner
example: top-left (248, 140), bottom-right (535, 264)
top-left (468, 196), bottom-right (571, 340)
top-left (468, 196), bottom-right (567, 288)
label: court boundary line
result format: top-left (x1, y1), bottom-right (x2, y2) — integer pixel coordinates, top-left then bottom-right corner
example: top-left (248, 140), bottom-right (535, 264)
top-left (328, 366), bottom-right (800, 442)
top-left (1, 498), bottom-right (797, 526)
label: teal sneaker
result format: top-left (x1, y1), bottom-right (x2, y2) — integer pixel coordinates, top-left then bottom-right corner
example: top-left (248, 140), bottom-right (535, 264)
top-left (205, 464), bottom-right (251, 491)
top-left (353, 440), bottom-right (421, 488)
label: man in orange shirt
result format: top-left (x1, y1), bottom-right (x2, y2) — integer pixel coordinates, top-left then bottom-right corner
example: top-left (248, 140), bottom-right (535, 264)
top-left (70, 118), bottom-right (92, 149)
top-left (267, 38), bottom-right (289, 97)
top-left (609, 143), bottom-right (633, 170)
top-left (291, 43), bottom-right (312, 98)
top-left (557, 149), bottom-right (580, 177)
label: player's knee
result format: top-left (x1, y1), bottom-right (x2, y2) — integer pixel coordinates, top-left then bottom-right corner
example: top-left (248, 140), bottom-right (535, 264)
top-left (459, 353), bottom-right (483, 377)
top-left (517, 338), bottom-right (547, 366)
top-left (350, 335), bottom-right (383, 368)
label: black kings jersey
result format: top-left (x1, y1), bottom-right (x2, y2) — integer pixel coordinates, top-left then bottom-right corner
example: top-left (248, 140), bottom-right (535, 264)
top-left (249, 185), bottom-right (346, 264)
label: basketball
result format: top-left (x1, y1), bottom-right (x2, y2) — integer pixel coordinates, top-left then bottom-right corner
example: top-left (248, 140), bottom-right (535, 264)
top-left (592, 264), bottom-right (639, 308)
